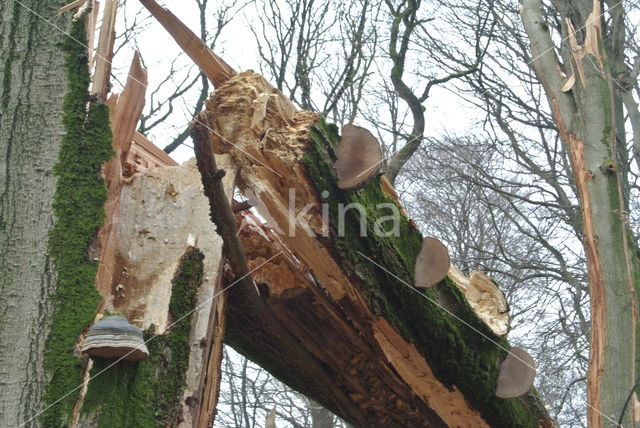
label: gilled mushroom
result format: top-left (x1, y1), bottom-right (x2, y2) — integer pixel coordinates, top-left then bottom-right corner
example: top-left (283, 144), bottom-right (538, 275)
top-left (334, 124), bottom-right (383, 190)
top-left (81, 315), bottom-right (149, 361)
top-left (414, 237), bottom-right (451, 288)
top-left (496, 347), bottom-right (536, 398)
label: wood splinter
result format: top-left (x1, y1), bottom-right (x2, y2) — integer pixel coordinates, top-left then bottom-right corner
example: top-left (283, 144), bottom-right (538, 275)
top-left (139, 0), bottom-right (236, 88)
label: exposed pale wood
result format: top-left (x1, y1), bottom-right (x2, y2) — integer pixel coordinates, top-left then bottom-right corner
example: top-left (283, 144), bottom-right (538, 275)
top-left (96, 52), bottom-right (147, 297)
top-left (448, 267), bottom-right (510, 336)
top-left (129, 131), bottom-right (179, 172)
top-left (58, 0), bottom-right (85, 14)
top-left (91, 0), bottom-right (117, 97)
top-left (195, 276), bottom-right (228, 428)
top-left (109, 52), bottom-right (147, 152)
top-left (86, 1), bottom-right (100, 68)
top-left (138, 0), bottom-right (235, 87)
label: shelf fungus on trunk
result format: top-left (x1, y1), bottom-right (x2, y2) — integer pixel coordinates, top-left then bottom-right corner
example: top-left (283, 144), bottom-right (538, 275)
top-left (334, 124), bottom-right (383, 190)
top-left (495, 347), bottom-right (536, 398)
top-left (448, 266), bottom-right (510, 336)
top-left (414, 237), bottom-right (451, 288)
top-left (81, 315), bottom-right (149, 361)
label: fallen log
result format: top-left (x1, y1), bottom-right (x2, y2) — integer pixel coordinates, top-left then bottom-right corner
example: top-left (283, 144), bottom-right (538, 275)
top-left (204, 71), bottom-right (553, 427)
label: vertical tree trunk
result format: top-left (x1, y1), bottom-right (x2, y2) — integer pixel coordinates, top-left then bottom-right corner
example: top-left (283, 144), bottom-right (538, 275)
top-left (0, 1), bottom-right (72, 425)
top-left (1, 5), bottom-right (230, 425)
top-left (309, 401), bottom-right (334, 428)
top-left (522, 0), bottom-right (640, 425)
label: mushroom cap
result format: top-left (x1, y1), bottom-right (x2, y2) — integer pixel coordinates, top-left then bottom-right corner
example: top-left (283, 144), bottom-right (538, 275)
top-left (414, 237), bottom-right (451, 288)
top-left (334, 124), bottom-right (383, 190)
top-left (82, 316), bottom-right (149, 361)
top-left (496, 347), bottom-right (536, 398)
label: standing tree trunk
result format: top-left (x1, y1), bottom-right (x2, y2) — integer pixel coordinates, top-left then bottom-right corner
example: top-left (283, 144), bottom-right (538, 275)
top-left (0, 4), bottom-right (232, 426)
top-left (309, 401), bottom-right (335, 428)
top-left (0, 1), bottom-right (73, 425)
top-left (522, 0), bottom-right (640, 426)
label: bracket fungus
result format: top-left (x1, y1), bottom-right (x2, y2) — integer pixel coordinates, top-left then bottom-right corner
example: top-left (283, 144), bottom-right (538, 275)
top-left (414, 237), bottom-right (451, 288)
top-left (334, 124), bottom-right (383, 190)
top-left (81, 315), bottom-right (149, 361)
top-left (496, 347), bottom-right (536, 398)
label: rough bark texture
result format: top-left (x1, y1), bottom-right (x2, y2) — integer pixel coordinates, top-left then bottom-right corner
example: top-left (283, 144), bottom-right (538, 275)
top-left (208, 71), bottom-right (552, 427)
top-left (0, 2), bottom-right (76, 425)
top-left (522, 0), bottom-right (640, 425)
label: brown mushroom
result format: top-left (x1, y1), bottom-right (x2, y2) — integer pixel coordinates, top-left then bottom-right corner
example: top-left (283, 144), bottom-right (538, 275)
top-left (414, 237), bottom-right (451, 288)
top-left (81, 315), bottom-right (149, 361)
top-left (334, 124), bottom-right (383, 190)
top-left (496, 347), bottom-right (536, 398)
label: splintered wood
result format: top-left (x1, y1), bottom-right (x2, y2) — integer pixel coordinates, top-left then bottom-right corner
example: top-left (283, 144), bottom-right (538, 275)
top-left (138, 0), bottom-right (236, 87)
top-left (205, 71), bottom-right (492, 427)
top-left (448, 266), bottom-right (510, 336)
top-left (91, 0), bottom-right (118, 96)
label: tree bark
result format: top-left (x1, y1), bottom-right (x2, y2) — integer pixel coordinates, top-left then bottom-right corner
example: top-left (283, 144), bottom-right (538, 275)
top-left (522, 0), bottom-right (640, 425)
top-left (0, 1), bottom-right (73, 425)
top-left (309, 401), bottom-right (335, 428)
top-left (0, 6), bottom-right (233, 425)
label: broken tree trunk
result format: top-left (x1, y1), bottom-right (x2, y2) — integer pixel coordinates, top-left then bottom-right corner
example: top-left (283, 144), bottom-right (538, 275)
top-left (73, 59), bottom-right (237, 425)
top-left (203, 71), bottom-right (552, 427)
top-left (23, 13), bottom-right (236, 425)
top-left (0, 4), bottom-right (235, 426)
top-left (522, 0), bottom-right (640, 425)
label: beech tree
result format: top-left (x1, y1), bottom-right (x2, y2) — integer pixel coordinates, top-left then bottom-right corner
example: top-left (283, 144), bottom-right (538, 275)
top-left (0, 2), bottom-right (87, 424)
top-left (521, 0), bottom-right (640, 425)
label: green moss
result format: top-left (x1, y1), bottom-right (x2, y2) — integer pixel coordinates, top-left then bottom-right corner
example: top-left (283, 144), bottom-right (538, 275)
top-left (302, 117), bottom-right (547, 427)
top-left (80, 248), bottom-right (204, 427)
top-left (41, 20), bottom-right (114, 427)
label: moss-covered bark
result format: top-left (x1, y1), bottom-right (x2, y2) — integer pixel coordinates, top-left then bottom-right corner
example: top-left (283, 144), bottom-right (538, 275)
top-left (0, 1), bottom-right (77, 424)
top-left (299, 118), bottom-right (549, 427)
top-left (41, 20), bottom-right (114, 427)
top-left (79, 248), bottom-right (204, 427)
